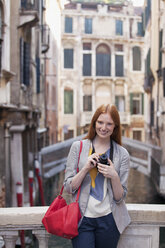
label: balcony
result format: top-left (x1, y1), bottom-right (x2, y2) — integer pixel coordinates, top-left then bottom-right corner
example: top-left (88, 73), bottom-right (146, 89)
top-left (19, 0), bottom-right (39, 28)
top-left (0, 204), bottom-right (165, 247)
top-left (119, 112), bottom-right (130, 125)
top-left (81, 112), bottom-right (93, 126)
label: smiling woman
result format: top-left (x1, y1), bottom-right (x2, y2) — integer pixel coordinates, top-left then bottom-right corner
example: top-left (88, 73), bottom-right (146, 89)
top-left (64, 104), bottom-right (131, 248)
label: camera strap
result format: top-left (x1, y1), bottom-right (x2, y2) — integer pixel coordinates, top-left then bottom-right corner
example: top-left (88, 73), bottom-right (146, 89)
top-left (110, 139), bottom-right (113, 163)
top-left (92, 139), bottom-right (113, 163)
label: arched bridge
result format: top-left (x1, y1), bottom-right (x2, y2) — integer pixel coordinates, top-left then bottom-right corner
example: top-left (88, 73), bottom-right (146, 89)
top-left (39, 135), bottom-right (165, 198)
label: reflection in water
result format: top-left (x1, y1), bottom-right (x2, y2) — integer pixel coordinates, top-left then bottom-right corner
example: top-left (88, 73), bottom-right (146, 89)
top-left (47, 168), bottom-right (165, 247)
top-left (126, 168), bottom-right (165, 204)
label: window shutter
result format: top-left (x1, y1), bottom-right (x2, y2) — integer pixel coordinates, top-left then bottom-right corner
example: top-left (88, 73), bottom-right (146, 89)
top-left (115, 55), bottom-right (123, 76)
top-left (20, 38), bottom-right (24, 84)
top-left (130, 93), bottom-right (133, 114)
top-left (96, 53), bottom-right (110, 76)
top-left (64, 90), bottom-right (73, 114)
top-left (150, 100), bottom-right (154, 126)
top-left (116, 20), bottom-right (123, 35)
top-left (137, 22), bottom-right (143, 37)
top-left (85, 18), bottom-right (92, 34)
top-left (64, 49), bottom-right (73, 68)
top-left (141, 93), bottom-right (144, 114)
top-left (36, 56), bottom-right (40, 93)
top-left (159, 30), bottom-right (163, 69)
top-left (24, 42), bottom-right (30, 86)
top-left (115, 96), bottom-right (119, 109)
top-left (163, 67), bottom-right (165, 97)
top-left (83, 95), bottom-right (92, 111)
top-left (83, 54), bottom-right (91, 76)
top-left (133, 47), bottom-right (141, 71)
top-left (65, 17), bottom-right (72, 33)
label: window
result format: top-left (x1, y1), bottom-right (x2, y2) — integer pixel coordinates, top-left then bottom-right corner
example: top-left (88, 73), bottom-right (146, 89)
top-left (36, 56), bottom-right (40, 93)
top-left (64, 130), bottom-right (74, 140)
top-left (83, 42), bottom-right (91, 50)
top-left (133, 46), bottom-right (141, 71)
top-left (163, 68), bottom-right (165, 97)
top-left (116, 20), bottom-right (123, 35)
top-left (133, 130), bottom-right (142, 141)
top-left (20, 38), bottom-right (30, 86)
top-left (64, 49), bottom-right (73, 68)
top-left (83, 95), bottom-right (92, 111)
top-left (130, 93), bottom-right (144, 115)
top-left (150, 99), bottom-right (154, 126)
top-left (137, 22), bottom-right (143, 36)
top-left (65, 17), bottom-right (72, 33)
top-left (115, 44), bottom-right (123, 52)
top-left (83, 54), bottom-right (91, 76)
top-left (96, 44), bottom-right (111, 76)
top-left (115, 55), bottom-right (124, 76)
top-left (85, 18), bottom-right (92, 34)
top-left (159, 30), bottom-right (163, 69)
top-left (115, 96), bottom-right (125, 112)
top-left (64, 89), bottom-right (73, 114)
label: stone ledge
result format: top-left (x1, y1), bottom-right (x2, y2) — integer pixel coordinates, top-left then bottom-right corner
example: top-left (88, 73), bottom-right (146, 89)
top-left (0, 204), bottom-right (165, 227)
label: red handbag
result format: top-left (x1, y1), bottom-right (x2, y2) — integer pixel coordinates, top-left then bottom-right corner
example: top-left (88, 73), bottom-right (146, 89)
top-left (42, 141), bottom-right (83, 239)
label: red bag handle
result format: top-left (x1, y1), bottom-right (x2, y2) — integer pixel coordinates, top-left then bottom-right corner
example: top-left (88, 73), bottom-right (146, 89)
top-left (60, 140), bottom-right (83, 201)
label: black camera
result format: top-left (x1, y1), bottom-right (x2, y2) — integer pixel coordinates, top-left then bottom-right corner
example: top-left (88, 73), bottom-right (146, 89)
top-left (98, 153), bottom-right (109, 166)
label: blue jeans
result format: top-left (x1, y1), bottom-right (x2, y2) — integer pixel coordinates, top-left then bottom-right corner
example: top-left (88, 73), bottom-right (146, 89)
top-left (72, 213), bottom-right (120, 248)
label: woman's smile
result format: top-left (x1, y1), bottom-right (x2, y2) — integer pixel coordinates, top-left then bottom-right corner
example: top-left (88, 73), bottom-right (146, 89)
top-left (95, 113), bottom-right (115, 139)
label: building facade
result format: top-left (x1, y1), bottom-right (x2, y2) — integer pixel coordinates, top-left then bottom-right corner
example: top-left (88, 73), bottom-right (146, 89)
top-left (59, 0), bottom-right (145, 142)
top-left (44, 0), bottom-right (61, 145)
top-left (143, 0), bottom-right (165, 166)
top-left (0, 0), bottom-right (49, 207)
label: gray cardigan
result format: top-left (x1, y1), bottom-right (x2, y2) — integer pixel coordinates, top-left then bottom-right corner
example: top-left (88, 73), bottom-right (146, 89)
top-left (64, 139), bottom-right (131, 233)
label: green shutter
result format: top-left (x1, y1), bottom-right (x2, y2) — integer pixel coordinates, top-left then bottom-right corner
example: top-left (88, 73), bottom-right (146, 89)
top-left (141, 93), bottom-right (144, 114)
top-left (130, 93), bottom-right (133, 114)
top-left (159, 30), bottom-right (163, 69)
top-left (64, 90), bottom-right (73, 114)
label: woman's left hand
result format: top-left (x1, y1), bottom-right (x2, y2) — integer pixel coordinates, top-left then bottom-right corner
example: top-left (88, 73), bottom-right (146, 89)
top-left (97, 159), bottom-right (118, 179)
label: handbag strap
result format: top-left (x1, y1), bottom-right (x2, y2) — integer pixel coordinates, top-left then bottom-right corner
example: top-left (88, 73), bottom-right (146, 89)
top-left (60, 140), bottom-right (83, 199)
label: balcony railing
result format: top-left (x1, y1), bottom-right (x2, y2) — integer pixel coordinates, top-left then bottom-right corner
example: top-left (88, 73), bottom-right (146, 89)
top-left (0, 204), bottom-right (165, 247)
top-left (119, 111), bottom-right (130, 125)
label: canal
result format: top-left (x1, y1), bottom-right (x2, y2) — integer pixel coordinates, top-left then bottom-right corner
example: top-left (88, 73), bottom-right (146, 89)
top-left (35, 168), bottom-right (164, 248)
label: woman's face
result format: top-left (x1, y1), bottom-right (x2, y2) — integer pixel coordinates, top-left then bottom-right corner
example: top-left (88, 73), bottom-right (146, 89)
top-left (95, 113), bottom-right (115, 139)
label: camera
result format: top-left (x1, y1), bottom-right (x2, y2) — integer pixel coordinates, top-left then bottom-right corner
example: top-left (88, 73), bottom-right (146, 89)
top-left (98, 153), bottom-right (109, 166)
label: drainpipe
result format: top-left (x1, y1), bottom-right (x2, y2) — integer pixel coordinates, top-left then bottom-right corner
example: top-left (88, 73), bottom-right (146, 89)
top-left (4, 122), bottom-right (12, 207)
top-left (156, 76), bottom-right (160, 142)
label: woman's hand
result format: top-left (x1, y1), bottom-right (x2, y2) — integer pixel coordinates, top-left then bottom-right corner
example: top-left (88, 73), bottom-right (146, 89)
top-left (85, 153), bottom-right (99, 171)
top-left (71, 153), bottom-right (99, 191)
top-left (97, 158), bottom-right (124, 202)
top-left (97, 158), bottom-right (118, 179)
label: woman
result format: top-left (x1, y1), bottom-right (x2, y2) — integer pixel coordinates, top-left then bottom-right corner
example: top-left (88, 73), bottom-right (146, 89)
top-left (64, 104), bottom-right (131, 248)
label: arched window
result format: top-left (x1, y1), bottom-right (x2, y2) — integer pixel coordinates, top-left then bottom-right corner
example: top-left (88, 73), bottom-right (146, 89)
top-left (96, 44), bottom-right (111, 76)
top-left (133, 46), bottom-right (141, 71)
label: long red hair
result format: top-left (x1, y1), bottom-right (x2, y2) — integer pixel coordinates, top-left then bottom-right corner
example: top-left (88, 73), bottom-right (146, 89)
top-left (85, 104), bottom-right (122, 145)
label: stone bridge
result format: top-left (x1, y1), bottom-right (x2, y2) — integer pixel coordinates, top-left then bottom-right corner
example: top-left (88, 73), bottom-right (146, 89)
top-left (39, 135), bottom-right (165, 198)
